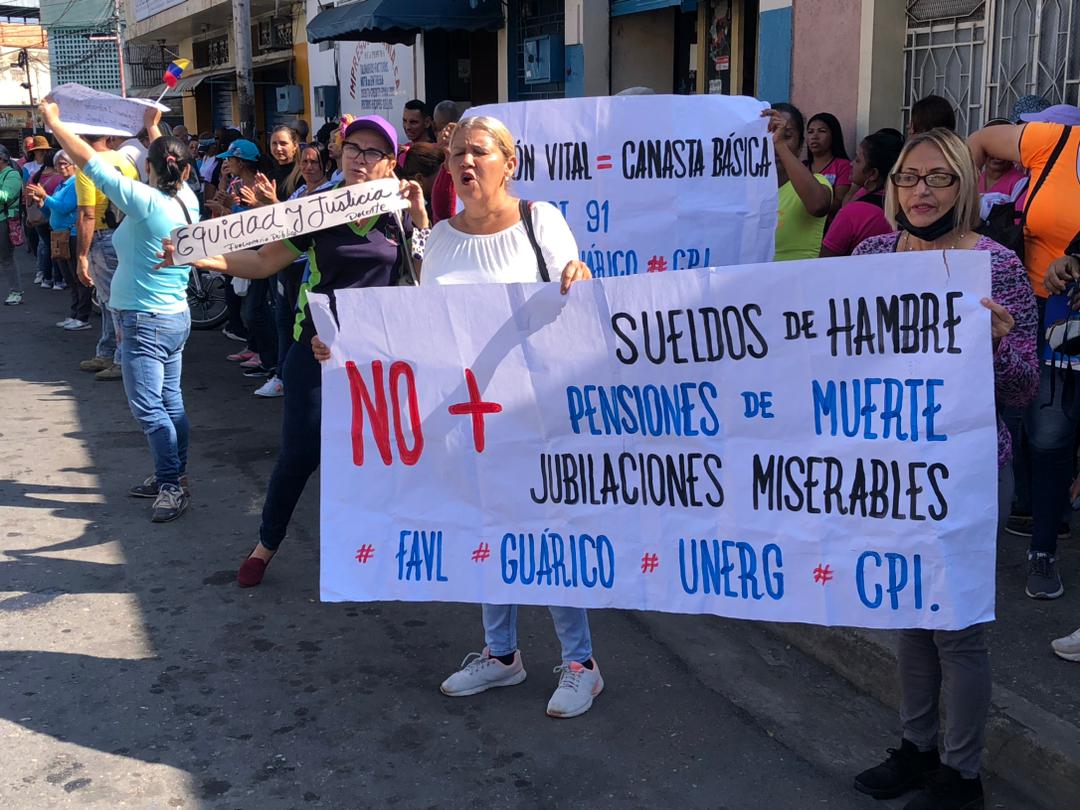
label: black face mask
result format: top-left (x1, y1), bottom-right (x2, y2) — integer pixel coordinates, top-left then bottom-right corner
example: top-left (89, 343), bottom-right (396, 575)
top-left (896, 207), bottom-right (958, 242)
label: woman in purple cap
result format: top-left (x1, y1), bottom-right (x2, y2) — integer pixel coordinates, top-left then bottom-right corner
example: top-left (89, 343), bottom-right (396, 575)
top-left (163, 115), bottom-right (428, 586)
top-left (969, 103), bottom-right (1080, 601)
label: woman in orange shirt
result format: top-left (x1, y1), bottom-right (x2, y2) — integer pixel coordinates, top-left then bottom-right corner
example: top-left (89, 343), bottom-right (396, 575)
top-left (969, 105), bottom-right (1080, 601)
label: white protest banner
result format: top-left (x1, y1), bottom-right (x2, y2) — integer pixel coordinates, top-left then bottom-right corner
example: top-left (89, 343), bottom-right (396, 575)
top-left (467, 95), bottom-right (778, 276)
top-left (169, 178), bottom-right (408, 262)
top-left (50, 83), bottom-right (169, 137)
top-left (308, 251), bottom-right (999, 631)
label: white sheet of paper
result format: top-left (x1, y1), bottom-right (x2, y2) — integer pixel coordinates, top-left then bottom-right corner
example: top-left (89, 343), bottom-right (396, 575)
top-left (309, 251), bottom-right (999, 631)
top-left (50, 83), bottom-right (170, 137)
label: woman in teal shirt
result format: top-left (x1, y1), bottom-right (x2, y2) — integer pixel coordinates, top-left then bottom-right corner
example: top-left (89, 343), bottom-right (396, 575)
top-left (41, 98), bottom-right (201, 524)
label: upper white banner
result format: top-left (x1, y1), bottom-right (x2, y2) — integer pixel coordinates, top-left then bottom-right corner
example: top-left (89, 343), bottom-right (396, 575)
top-left (309, 251), bottom-right (999, 631)
top-left (468, 95), bottom-right (778, 276)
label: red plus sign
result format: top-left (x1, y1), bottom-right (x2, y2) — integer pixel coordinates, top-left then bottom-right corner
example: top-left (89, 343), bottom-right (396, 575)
top-left (448, 368), bottom-right (503, 453)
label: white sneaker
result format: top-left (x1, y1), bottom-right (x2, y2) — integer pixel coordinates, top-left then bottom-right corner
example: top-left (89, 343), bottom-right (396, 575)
top-left (546, 659), bottom-right (603, 718)
top-left (56, 317), bottom-right (76, 328)
top-left (254, 376), bottom-right (284, 398)
top-left (32, 272), bottom-right (44, 285)
top-left (64, 319), bottom-right (91, 331)
top-left (440, 648), bottom-right (527, 697)
top-left (1051, 627), bottom-right (1080, 662)
top-left (40, 279), bottom-right (52, 289)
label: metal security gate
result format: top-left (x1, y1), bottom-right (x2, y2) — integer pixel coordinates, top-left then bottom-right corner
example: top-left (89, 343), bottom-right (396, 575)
top-left (904, 1), bottom-right (990, 134)
top-left (987, 0), bottom-right (1079, 115)
top-left (904, 0), bottom-right (1080, 134)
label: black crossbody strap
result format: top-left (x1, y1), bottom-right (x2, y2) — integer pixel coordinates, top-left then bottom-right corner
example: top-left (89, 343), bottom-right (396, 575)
top-left (173, 194), bottom-right (192, 225)
top-left (1022, 125), bottom-right (1072, 227)
top-left (518, 198), bottom-right (550, 282)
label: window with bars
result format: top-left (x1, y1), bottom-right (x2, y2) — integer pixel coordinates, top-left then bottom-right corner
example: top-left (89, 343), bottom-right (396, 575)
top-left (48, 28), bottom-right (121, 94)
top-left (194, 34), bottom-right (230, 69)
top-left (508, 0), bottom-right (565, 101)
top-left (256, 17), bottom-right (293, 52)
top-left (904, 0), bottom-right (1079, 134)
top-left (125, 43), bottom-right (171, 90)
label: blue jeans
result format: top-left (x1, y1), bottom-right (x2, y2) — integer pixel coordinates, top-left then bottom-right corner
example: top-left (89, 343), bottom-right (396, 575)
top-left (259, 341), bottom-right (321, 550)
top-left (482, 604), bottom-right (593, 664)
top-left (1023, 364), bottom-right (1080, 554)
top-left (119, 310), bottom-right (191, 487)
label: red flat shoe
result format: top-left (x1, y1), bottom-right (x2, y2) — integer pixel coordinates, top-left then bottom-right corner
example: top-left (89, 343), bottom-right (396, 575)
top-left (237, 555), bottom-right (270, 587)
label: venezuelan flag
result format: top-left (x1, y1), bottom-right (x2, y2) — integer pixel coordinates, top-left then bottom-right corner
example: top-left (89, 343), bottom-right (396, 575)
top-left (162, 59), bottom-right (191, 88)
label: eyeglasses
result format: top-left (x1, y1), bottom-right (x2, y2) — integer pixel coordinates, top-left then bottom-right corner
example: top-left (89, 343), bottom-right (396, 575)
top-left (890, 171), bottom-right (960, 189)
top-left (341, 143), bottom-right (391, 164)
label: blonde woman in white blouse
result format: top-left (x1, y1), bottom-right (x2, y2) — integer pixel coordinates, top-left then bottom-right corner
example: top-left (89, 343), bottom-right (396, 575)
top-left (313, 116), bottom-right (596, 717)
top-left (424, 117), bottom-right (598, 718)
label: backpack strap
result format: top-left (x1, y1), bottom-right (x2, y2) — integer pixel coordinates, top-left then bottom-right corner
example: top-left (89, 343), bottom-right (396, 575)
top-left (1022, 125), bottom-right (1072, 228)
top-left (518, 198), bottom-right (550, 283)
top-left (173, 194), bottom-right (192, 225)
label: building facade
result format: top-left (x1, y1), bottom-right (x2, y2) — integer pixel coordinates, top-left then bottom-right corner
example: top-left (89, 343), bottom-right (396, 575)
top-left (0, 17), bottom-right (51, 145)
top-left (67, 0), bottom-right (1077, 152)
top-left (124, 0), bottom-right (308, 138)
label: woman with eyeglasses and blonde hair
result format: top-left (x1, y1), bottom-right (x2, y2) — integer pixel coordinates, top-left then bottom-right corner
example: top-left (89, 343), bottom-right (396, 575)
top-left (848, 127), bottom-right (1038, 809)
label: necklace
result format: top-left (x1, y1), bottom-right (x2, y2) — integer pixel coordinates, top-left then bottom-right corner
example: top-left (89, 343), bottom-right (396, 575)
top-left (900, 230), bottom-right (969, 252)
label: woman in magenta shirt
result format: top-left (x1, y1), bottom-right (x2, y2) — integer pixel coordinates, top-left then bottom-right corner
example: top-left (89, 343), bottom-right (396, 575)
top-left (805, 112), bottom-right (852, 220)
top-left (820, 131), bottom-right (903, 256)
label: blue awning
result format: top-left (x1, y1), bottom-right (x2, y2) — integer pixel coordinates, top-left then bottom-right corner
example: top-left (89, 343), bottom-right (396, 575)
top-left (611, 0), bottom-right (696, 17)
top-left (307, 0), bottom-right (504, 45)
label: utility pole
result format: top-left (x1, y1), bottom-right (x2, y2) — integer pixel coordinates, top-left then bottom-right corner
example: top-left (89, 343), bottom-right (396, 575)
top-left (232, 0), bottom-right (255, 136)
top-left (17, 48), bottom-right (36, 132)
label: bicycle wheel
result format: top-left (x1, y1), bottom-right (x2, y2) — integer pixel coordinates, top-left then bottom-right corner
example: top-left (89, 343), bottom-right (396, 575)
top-left (187, 271), bottom-right (229, 329)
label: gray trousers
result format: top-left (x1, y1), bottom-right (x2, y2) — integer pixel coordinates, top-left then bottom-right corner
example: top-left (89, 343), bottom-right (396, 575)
top-left (88, 229), bottom-right (120, 363)
top-left (898, 466), bottom-right (1011, 779)
top-left (0, 218), bottom-right (18, 294)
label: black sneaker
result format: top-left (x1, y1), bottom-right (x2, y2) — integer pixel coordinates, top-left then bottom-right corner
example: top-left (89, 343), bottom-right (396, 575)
top-left (1004, 513), bottom-right (1033, 537)
top-left (151, 483), bottom-right (190, 523)
top-left (1026, 552), bottom-right (1064, 599)
top-left (1007, 514), bottom-right (1071, 539)
top-left (242, 365), bottom-right (273, 378)
top-left (902, 765), bottom-right (983, 810)
top-left (854, 739), bottom-right (940, 799)
top-left (130, 473), bottom-right (190, 499)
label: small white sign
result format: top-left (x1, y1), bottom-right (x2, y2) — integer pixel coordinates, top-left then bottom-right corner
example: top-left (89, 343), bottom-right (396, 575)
top-left (169, 178), bottom-right (408, 261)
top-left (133, 0), bottom-right (186, 22)
top-left (50, 83), bottom-right (169, 137)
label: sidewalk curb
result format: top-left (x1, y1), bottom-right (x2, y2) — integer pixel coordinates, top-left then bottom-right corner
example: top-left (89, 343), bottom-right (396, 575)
top-left (760, 622), bottom-right (1080, 810)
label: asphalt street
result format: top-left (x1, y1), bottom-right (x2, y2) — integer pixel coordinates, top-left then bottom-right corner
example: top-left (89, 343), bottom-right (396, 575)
top-left (0, 249), bottom-right (1028, 809)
